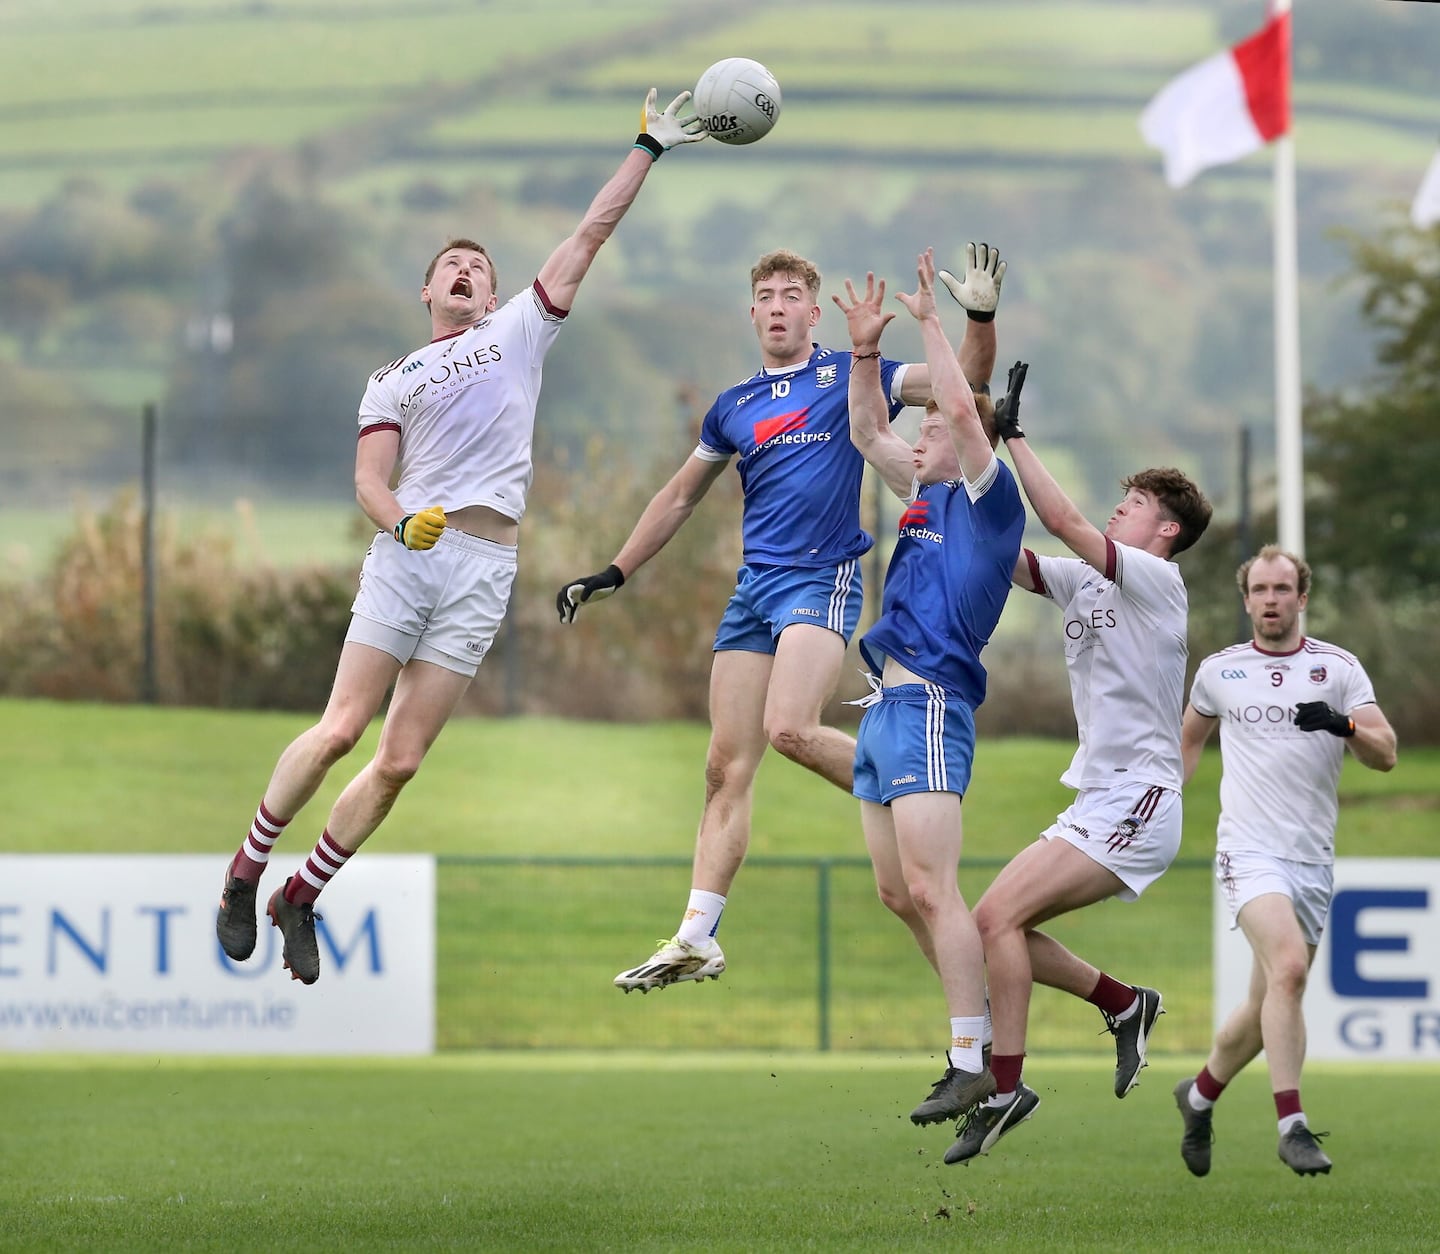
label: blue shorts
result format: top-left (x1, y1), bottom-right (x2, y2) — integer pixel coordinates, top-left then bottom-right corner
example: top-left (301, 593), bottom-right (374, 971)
top-left (713, 560), bottom-right (862, 654)
top-left (852, 683), bottom-right (976, 804)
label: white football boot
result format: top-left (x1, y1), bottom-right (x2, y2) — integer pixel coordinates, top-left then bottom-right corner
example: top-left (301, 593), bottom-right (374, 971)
top-left (613, 936), bottom-right (726, 993)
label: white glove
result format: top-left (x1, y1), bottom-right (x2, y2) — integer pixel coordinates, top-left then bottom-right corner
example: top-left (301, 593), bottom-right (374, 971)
top-left (635, 89), bottom-right (706, 158)
top-left (938, 242), bottom-right (1006, 322)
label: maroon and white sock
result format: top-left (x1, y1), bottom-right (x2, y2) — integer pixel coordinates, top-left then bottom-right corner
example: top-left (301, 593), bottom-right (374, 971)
top-left (231, 802), bottom-right (288, 882)
top-left (1274, 1088), bottom-right (1307, 1134)
top-left (985, 1053), bottom-right (1026, 1106)
top-left (1087, 972), bottom-right (1139, 1020)
top-left (1193, 1065), bottom-right (1227, 1107)
top-left (285, 830), bottom-right (354, 906)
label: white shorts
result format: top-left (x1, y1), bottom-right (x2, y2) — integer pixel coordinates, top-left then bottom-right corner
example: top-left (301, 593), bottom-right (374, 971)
top-left (346, 528), bottom-right (517, 677)
top-left (1215, 848), bottom-right (1333, 945)
top-left (1041, 783), bottom-right (1181, 901)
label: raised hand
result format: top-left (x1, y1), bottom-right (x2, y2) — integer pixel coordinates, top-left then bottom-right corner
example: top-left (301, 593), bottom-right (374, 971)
top-left (993, 361), bottom-right (1029, 442)
top-left (832, 272), bottom-right (895, 352)
top-left (895, 248), bottom-right (940, 323)
top-left (636, 89), bottom-right (707, 158)
top-left (938, 242), bottom-right (1006, 322)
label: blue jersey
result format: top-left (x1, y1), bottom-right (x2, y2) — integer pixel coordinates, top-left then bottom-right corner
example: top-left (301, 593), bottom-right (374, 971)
top-left (860, 456), bottom-right (1025, 706)
top-left (698, 345), bottom-right (905, 567)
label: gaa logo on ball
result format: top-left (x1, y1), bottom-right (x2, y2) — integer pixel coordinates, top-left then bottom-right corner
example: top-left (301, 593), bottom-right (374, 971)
top-left (692, 57), bottom-right (782, 146)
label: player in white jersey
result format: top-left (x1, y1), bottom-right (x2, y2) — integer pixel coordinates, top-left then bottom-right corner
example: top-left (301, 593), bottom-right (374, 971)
top-left (837, 252), bottom-right (1026, 1130)
top-left (1174, 546), bottom-right (1396, 1178)
top-left (556, 243), bottom-right (1008, 993)
top-left (948, 386), bottom-right (1213, 1166)
top-left (215, 90), bottom-right (707, 985)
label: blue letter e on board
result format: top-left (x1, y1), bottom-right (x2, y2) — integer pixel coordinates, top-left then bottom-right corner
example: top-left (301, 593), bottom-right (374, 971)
top-left (1329, 889), bottom-right (1428, 999)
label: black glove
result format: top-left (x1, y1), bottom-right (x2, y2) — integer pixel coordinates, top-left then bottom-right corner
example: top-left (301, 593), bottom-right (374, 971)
top-left (993, 360), bottom-right (1028, 442)
top-left (556, 565), bottom-right (625, 624)
top-left (1294, 701), bottom-right (1355, 737)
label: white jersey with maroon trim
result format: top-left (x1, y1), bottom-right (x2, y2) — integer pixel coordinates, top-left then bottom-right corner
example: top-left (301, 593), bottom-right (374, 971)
top-left (1025, 538), bottom-right (1189, 792)
top-left (1188, 637), bottom-right (1377, 863)
top-left (357, 281), bottom-right (565, 523)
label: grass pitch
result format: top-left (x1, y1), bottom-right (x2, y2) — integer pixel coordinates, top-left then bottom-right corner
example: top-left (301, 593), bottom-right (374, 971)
top-left (1, 1054), bottom-right (1433, 1252)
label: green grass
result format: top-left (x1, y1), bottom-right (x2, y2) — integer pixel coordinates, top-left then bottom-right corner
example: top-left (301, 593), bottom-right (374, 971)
top-left (0, 1054), bottom-right (1434, 1251)
top-left (3, 699), bottom-right (1436, 1052)
top-left (4, 698), bottom-right (1436, 861)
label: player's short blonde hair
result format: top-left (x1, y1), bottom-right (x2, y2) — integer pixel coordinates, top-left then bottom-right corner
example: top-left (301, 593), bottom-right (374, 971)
top-left (751, 250), bottom-right (821, 300)
top-left (1237, 545), bottom-right (1311, 598)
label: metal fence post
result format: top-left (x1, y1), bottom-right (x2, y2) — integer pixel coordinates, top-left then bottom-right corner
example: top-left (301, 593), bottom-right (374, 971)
top-left (817, 858), bottom-right (832, 1051)
top-left (140, 402), bottom-right (158, 704)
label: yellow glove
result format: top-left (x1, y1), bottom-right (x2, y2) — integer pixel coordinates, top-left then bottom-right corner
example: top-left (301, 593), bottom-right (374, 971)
top-left (394, 505), bottom-right (446, 550)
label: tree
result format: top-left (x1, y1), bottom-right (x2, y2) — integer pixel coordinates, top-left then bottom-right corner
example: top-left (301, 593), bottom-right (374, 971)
top-left (1304, 217), bottom-right (1440, 597)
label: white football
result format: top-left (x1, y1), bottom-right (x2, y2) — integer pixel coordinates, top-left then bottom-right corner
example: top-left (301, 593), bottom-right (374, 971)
top-left (692, 57), bottom-right (781, 146)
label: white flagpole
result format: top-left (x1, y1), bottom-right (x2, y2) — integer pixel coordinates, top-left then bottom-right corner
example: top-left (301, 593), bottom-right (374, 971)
top-left (1272, 0), bottom-right (1303, 556)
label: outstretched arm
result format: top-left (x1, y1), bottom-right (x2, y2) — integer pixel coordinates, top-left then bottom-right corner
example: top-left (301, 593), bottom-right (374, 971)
top-left (611, 454), bottom-right (729, 578)
top-left (556, 453), bottom-right (728, 623)
top-left (537, 90), bottom-right (704, 310)
top-left (896, 248), bottom-right (993, 483)
top-left (992, 361), bottom-right (1108, 572)
top-left (834, 273), bottom-right (913, 498)
top-left (898, 241), bottom-right (1004, 404)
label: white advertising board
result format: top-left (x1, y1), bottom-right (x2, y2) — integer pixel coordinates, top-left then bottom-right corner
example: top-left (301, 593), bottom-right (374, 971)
top-left (1214, 857), bottom-right (1440, 1061)
top-left (0, 854), bottom-right (434, 1055)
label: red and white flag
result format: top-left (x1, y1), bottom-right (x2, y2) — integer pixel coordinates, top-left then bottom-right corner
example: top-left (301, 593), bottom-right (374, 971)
top-left (1141, 10), bottom-right (1291, 188)
top-left (1412, 145), bottom-right (1440, 230)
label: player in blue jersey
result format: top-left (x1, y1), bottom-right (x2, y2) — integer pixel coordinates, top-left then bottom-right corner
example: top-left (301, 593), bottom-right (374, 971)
top-left (836, 252), bottom-right (1026, 1128)
top-left (556, 243), bottom-right (1007, 991)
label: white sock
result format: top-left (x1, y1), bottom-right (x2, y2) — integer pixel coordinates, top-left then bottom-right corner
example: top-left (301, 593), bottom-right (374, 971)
top-left (1278, 1112), bottom-right (1307, 1136)
top-left (982, 997), bottom-right (993, 1050)
top-left (1189, 1085), bottom-right (1215, 1113)
top-left (676, 889), bottom-right (726, 945)
top-left (947, 1016), bottom-right (985, 1073)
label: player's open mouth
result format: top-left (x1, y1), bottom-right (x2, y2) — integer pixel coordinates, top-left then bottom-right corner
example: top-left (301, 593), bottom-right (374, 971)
top-left (451, 277), bottom-right (473, 297)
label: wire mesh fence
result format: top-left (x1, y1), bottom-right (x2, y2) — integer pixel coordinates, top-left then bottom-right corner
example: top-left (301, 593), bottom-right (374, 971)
top-left (436, 856), bottom-right (1215, 1055)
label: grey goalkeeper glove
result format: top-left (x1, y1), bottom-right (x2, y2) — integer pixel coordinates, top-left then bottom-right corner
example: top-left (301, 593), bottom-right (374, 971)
top-left (939, 242), bottom-right (1006, 322)
top-left (556, 565), bottom-right (625, 624)
top-left (634, 89), bottom-right (706, 159)
top-left (993, 360), bottom-right (1028, 442)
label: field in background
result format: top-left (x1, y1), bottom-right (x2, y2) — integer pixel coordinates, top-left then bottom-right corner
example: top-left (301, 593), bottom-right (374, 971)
top-left (2, 0), bottom-right (1434, 212)
top-left (0, 1054), bottom-right (1434, 1251)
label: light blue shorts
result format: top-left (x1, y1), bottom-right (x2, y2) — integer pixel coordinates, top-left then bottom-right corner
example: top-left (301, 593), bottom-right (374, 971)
top-left (713, 560), bottom-right (862, 654)
top-left (852, 683), bottom-right (976, 805)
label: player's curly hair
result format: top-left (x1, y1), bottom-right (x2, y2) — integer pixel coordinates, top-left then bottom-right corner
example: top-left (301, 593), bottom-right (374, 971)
top-left (424, 238), bottom-right (497, 298)
top-left (1123, 468), bottom-right (1212, 556)
top-left (751, 249), bottom-right (821, 299)
top-left (1237, 544), bottom-right (1311, 598)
